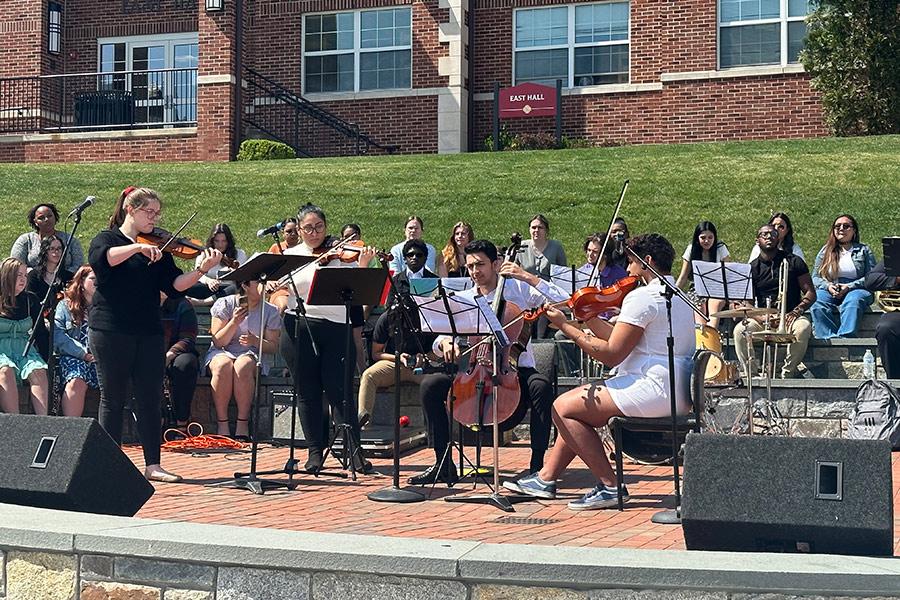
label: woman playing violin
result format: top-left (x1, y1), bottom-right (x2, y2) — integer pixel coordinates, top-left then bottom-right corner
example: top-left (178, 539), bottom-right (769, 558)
top-left (88, 186), bottom-right (222, 484)
top-left (407, 239), bottom-right (569, 486)
top-left (279, 203), bottom-right (376, 474)
top-left (504, 234), bottom-right (696, 510)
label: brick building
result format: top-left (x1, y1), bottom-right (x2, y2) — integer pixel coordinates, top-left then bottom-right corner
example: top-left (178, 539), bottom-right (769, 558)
top-left (0, 0), bottom-right (827, 162)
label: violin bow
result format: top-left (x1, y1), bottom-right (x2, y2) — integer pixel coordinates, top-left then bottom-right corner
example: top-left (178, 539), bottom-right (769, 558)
top-left (586, 180), bottom-right (629, 288)
top-left (156, 211), bottom-right (198, 254)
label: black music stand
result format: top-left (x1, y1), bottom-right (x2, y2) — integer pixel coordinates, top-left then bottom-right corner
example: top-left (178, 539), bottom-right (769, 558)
top-left (308, 266), bottom-right (388, 480)
top-left (212, 252), bottom-right (313, 495)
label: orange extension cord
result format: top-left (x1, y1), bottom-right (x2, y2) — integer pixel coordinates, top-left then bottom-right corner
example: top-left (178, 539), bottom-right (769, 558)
top-left (161, 422), bottom-right (247, 452)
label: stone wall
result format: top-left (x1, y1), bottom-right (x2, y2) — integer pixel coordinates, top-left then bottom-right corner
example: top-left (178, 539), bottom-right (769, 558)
top-left (0, 503), bottom-right (898, 599)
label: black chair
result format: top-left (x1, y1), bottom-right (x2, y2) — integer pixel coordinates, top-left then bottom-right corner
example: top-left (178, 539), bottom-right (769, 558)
top-left (607, 350), bottom-right (713, 511)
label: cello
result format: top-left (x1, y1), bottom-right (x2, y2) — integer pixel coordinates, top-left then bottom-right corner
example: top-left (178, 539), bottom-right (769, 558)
top-left (450, 234), bottom-right (524, 428)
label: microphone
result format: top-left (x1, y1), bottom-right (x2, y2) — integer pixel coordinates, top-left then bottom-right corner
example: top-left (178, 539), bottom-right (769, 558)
top-left (68, 196), bottom-right (97, 217)
top-left (613, 231), bottom-right (626, 255)
top-left (256, 221), bottom-right (285, 238)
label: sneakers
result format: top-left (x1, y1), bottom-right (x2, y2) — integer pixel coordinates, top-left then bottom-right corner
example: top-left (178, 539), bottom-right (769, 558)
top-left (567, 483), bottom-right (629, 511)
top-left (502, 472), bottom-right (556, 499)
top-left (407, 464), bottom-right (458, 486)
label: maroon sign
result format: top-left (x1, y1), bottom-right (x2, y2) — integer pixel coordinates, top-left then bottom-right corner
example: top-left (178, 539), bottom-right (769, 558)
top-left (498, 82), bottom-right (557, 119)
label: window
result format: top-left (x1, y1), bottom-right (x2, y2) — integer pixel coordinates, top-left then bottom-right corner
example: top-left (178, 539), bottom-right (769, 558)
top-left (514, 2), bottom-right (629, 88)
top-left (719, 0), bottom-right (814, 68)
top-left (97, 33), bottom-right (198, 125)
top-left (48, 3), bottom-right (62, 54)
top-left (304, 8), bottom-right (412, 93)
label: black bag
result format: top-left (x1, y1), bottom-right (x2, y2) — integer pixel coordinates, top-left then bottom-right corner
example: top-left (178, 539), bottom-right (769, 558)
top-left (847, 379), bottom-right (900, 449)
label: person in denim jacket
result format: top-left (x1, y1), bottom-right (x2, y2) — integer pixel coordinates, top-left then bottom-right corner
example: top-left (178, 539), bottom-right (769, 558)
top-left (810, 214), bottom-right (876, 339)
top-left (53, 265), bottom-right (99, 416)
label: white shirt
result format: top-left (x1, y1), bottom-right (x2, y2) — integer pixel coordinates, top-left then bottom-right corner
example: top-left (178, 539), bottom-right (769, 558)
top-left (837, 248), bottom-right (856, 280)
top-left (683, 243), bottom-right (730, 262)
top-left (749, 242), bottom-right (804, 262)
top-left (432, 277), bottom-right (568, 369)
top-left (615, 276), bottom-right (697, 411)
top-left (283, 243), bottom-right (359, 323)
top-left (196, 248), bottom-right (248, 283)
top-left (390, 241), bottom-right (436, 273)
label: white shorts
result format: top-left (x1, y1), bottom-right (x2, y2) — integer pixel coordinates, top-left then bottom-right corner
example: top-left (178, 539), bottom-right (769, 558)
top-left (605, 360), bottom-right (692, 418)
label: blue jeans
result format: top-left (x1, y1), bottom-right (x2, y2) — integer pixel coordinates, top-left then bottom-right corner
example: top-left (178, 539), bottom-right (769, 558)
top-left (810, 288), bottom-right (874, 339)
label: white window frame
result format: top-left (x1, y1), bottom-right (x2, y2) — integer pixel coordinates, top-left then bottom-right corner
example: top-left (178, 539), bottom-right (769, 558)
top-left (717, 0), bottom-right (810, 69)
top-left (512, 1), bottom-right (631, 89)
top-left (302, 8), bottom-right (413, 95)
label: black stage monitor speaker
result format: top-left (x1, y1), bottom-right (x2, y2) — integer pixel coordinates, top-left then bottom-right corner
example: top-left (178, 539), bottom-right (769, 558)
top-left (0, 414), bottom-right (154, 516)
top-left (682, 434), bottom-right (893, 556)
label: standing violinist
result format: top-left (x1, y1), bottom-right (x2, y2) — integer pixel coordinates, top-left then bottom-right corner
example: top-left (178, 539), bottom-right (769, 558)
top-left (407, 239), bottom-right (569, 485)
top-left (504, 234), bottom-right (696, 510)
top-left (88, 186), bottom-right (222, 484)
top-left (279, 203), bottom-right (376, 474)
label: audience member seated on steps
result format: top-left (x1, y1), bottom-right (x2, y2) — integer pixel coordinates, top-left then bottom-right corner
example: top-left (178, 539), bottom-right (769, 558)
top-left (53, 265), bottom-right (99, 417)
top-left (10, 202), bottom-right (84, 272)
top-left (865, 260), bottom-right (900, 379)
top-left (675, 221), bottom-right (731, 329)
top-left (388, 216), bottom-right (437, 274)
top-left (357, 240), bottom-right (438, 427)
top-left (810, 214), bottom-right (876, 339)
top-left (160, 292), bottom-right (200, 430)
top-left (749, 211), bottom-right (805, 262)
top-left (437, 221), bottom-right (474, 278)
top-left (185, 223), bottom-right (247, 302)
top-left (25, 234), bottom-right (74, 361)
top-left (0, 257), bottom-right (49, 415)
top-left (206, 279), bottom-right (281, 439)
top-left (732, 224), bottom-right (816, 378)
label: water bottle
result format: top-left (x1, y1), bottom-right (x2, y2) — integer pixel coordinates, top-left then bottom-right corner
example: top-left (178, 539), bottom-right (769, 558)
top-left (862, 349), bottom-right (876, 379)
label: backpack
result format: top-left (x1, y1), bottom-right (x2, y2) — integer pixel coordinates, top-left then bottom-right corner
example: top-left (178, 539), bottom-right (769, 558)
top-left (847, 380), bottom-right (900, 449)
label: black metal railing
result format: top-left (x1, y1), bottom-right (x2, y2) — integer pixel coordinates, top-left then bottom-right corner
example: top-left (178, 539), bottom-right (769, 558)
top-left (0, 67), bottom-right (197, 134)
top-left (243, 67), bottom-right (398, 158)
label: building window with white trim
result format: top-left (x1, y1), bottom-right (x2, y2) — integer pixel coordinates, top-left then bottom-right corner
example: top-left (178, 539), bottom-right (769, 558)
top-left (719, 0), bottom-right (814, 68)
top-left (514, 2), bottom-right (629, 88)
top-left (304, 8), bottom-right (412, 94)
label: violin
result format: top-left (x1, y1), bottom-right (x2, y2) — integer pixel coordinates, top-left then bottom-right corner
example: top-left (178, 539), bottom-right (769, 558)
top-left (137, 227), bottom-right (239, 269)
top-left (524, 275), bottom-right (640, 324)
top-left (450, 234), bottom-right (524, 429)
top-left (314, 237), bottom-right (392, 264)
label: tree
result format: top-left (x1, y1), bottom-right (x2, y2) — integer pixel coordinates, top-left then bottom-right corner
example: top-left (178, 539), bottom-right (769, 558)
top-left (801, 0), bottom-right (900, 136)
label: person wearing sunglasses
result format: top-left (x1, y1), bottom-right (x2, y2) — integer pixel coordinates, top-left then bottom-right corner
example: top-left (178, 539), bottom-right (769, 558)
top-left (810, 214), bottom-right (876, 339)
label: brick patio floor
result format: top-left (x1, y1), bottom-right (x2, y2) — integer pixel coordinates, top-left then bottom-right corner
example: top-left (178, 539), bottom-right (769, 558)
top-left (125, 442), bottom-right (900, 555)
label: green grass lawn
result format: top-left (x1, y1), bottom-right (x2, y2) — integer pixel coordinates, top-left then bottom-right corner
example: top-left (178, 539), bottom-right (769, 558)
top-left (2, 135), bottom-right (898, 270)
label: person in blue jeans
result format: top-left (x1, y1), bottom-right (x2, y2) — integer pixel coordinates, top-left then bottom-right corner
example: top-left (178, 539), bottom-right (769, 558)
top-left (810, 214), bottom-right (876, 339)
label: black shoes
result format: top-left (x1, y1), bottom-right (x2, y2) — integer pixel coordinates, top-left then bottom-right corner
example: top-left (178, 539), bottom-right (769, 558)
top-left (407, 464), bottom-right (458, 486)
top-left (305, 449), bottom-right (324, 474)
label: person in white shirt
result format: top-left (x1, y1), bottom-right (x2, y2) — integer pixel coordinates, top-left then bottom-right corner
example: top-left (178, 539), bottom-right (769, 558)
top-left (505, 233), bottom-right (696, 510)
top-left (186, 223), bottom-right (247, 300)
top-left (407, 239), bottom-right (569, 486)
top-left (675, 220), bottom-right (731, 328)
top-left (389, 216), bottom-right (437, 273)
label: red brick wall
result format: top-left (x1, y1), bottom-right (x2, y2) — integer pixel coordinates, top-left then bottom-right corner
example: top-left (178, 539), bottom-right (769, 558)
top-left (197, 0), bottom-right (241, 161)
top-left (0, 0), bottom-right (44, 77)
top-left (316, 95), bottom-right (438, 154)
top-left (0, 133), bottom-right (200, 163)
top-left (473, 74), bottom-right (828, 148)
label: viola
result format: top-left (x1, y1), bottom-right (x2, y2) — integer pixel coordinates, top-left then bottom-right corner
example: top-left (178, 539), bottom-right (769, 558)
top-left (524, 275), bottom-right (640, 324)
top-left (137, 227), bottom-right (239, 269)
top-left (450, 234), bottom-right (524, 429)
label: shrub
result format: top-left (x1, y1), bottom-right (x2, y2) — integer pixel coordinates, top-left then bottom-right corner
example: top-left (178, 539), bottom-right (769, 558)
top-left (237, 139), bottom-right (297, 161)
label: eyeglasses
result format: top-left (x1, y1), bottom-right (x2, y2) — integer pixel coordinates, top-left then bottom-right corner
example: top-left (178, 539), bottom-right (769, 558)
top-left (405, 252), bottom-right (425, 258)
top-left (300, 223), bottom-right (326, 234)
top-left (137, 207), bottom-right (162, 219)
top-left (833, 223), bottom-right (854, 231)
top-left (757, 231), bottom-right (777, 239)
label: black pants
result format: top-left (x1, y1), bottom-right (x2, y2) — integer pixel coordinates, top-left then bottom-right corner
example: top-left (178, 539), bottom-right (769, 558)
top-left (166, 352), bottom-right (198, 423)
top-left (281, 313), bottom-right (360, 453)
top-left (89, 329), bottom-right (164, 466)
top-left (876, 312), bottom-right (900, 379)
top-left (420, 366), bottom-right (553, 474)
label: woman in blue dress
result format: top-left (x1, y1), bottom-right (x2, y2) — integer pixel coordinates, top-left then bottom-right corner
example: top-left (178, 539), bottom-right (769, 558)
top-left (0, 257), bottom-right (49, 414)
top-left (54, 265), bottom-right (99, 417)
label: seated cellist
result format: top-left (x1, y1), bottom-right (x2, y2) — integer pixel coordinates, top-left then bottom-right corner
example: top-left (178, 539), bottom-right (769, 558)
top-left (407, 239), bottom-right (569, 485)
top-left (504, 233), bottom-right (696, 510)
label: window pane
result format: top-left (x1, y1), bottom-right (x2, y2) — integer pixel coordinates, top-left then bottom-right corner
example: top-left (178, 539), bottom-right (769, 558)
top-left (720, 23), bottom-right (780, 66)
top-left (574, 44), bottom-right (629, 85)
top-left (788, 0), bottom-right (814, 17)
top-left (515, 7), bottom-right (568, 49)
top-left (720, 0), bottom-right (779, 22)
top-left (787, 20), bottom-right (807, 62)
top-left (575, 2), bottom-right (629, 43)
top-left (361, 8), bottom-right (411, 49)
top-left (174, 43), bottom-right (198, 69)
top-left (514, 48), bottom-right (568, 85)
top-left (305, 53), bottom-right (354, 92)
top-left (360, 49), bottom-right (411, 90)
top-left (306, 12), bottom-right (354, 53)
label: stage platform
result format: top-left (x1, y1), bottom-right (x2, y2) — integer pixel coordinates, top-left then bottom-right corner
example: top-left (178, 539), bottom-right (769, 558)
top-left (125, 440), bottom-right (900, 556)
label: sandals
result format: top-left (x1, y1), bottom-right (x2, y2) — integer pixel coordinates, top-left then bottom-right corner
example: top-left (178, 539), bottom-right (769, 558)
top-left (234, 418), bottom-right (250, 442)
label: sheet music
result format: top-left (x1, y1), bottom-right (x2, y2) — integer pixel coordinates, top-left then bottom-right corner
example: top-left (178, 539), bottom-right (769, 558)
top-left (692, 260), bottom-right (753, 301)
top-left (414, 294), bottom-right (493, 335)
top-left (550, 264), bottom-right (593, 293)
top-left (474, 295), bottom-right (510, 348)
top-left (408, 277), bottom-right (473, 296)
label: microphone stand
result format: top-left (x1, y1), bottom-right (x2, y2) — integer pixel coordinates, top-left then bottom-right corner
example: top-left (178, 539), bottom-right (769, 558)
top-left (24, 202), bottom-right (88, 413)
top-left (623, 245), bottom-right (705, 525)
